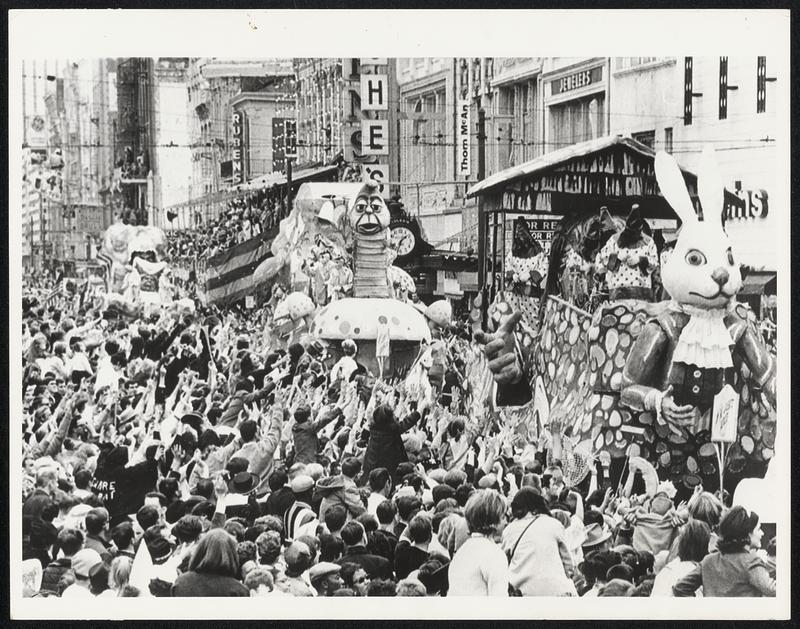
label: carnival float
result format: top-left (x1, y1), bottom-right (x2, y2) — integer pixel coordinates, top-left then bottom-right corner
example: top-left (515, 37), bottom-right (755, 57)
top-left (251, 181), bottom-right (431, 373)
top-left (474, 140), bottom-right (776, 499)
top-left (100, 222), bottom-right (173, 318)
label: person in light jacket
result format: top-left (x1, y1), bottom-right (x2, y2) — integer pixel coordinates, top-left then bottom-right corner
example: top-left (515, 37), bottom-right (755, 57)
top-left (230, 391), bottom-right (285, 497)
top-left (672, 506), bottom-right (775, 597)
top-left (501, 487), bottom-right (576, 596)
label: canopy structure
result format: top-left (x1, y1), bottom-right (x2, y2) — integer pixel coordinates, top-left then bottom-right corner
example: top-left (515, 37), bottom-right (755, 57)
top-left (243, 164), bottom-right (339, 192)
top-left (467, 134), bottom-right (742, 218)
top-left (466, 134), bottom-right (744, 305)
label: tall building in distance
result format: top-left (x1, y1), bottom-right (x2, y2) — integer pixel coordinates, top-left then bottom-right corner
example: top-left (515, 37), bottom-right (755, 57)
top-left (181, 58), bottom-right (295, 227)
top-left (294, 58), bottom-right (358, 166)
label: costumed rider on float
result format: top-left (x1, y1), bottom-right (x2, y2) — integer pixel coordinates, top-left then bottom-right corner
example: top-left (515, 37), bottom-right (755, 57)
top-left (594, 203), bottom-right (658, 302)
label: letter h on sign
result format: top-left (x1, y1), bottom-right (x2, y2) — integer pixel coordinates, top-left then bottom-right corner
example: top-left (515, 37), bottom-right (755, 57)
top-left (360, 74), bottom-right (388, 111)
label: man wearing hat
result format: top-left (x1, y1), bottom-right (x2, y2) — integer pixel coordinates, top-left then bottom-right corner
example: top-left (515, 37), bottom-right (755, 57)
top-left (273, 541), bottom-right (315, 597)
top-left (309, 562), bottom-right (344, 596)
top-left (582, 522), bottom-right (613, 555)
top-left (284, 475), bottom-right (319, 541)
top-left (61, 548), bottom-right (103, 597)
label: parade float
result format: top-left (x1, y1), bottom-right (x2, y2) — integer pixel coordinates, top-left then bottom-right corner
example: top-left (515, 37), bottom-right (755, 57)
top-left (309, 182), bottom-right (431, 375)
top-left (100, 222), bottom-right (171, 318)
top-left (251, 181), bottom-right (430, 372)
top-left (469, 136), bottom-right (777, 498)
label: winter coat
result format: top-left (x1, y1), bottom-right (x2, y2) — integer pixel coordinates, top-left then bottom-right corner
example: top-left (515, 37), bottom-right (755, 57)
top-left (292, 407), bottom-right (340, 465)
top-left (315, 474), bottom-right (366, 522)
top-left (91, 445), bottom-right (158, 523)
top-left (40, 557), bottom-right (73, 597)
top-left (230, 404), bottom-right (284, 496)
top-left (361, 406), bottom-right (421, 483)
top-left (217, 380), bottom-right (276, 428)
top-left (171, 571), bottom-right (249, 597)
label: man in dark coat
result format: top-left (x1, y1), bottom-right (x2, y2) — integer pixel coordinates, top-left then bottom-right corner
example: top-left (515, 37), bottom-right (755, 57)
top-left (360, 405), bottom-right (420, 484)
top-left (335, 521), bottom-right (393, 580)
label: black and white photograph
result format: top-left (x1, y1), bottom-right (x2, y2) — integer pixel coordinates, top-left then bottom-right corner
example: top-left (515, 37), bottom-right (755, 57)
top-left (8, 9), bottom-right (791, 621)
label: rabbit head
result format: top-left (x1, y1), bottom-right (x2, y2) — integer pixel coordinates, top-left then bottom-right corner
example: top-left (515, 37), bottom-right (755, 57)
top-left (655, 147), bottom-right (742, 309)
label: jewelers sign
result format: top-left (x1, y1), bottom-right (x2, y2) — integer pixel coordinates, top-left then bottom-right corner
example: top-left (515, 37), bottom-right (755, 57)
top-left (458, 100), bottom-right (471, 176)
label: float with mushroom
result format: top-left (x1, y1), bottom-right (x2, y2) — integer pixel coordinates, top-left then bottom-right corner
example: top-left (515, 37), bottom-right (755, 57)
top-left (310, 181), bottom-right (431, 375)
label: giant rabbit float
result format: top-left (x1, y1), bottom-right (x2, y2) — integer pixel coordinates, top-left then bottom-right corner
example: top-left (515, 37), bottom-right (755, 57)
top-left (477, 148), bottom-right (776, 498)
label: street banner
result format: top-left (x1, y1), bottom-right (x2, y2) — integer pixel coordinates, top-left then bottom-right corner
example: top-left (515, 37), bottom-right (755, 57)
top-left (205, 231), bottom-right (274, 305)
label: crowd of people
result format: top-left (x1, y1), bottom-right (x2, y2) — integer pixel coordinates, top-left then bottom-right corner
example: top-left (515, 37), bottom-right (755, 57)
top-left (19, 249), bottom-right (777, 601)
top-left (167, 193), bottom-right (288, 269)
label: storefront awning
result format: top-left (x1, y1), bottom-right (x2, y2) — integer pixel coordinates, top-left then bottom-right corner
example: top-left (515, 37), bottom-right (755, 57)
top-left (243, 164), bottom-right (339, 191)
top-left (740, 271), bottom-right (777, 296)
top-left (467, 135), bottom-right (667, 197)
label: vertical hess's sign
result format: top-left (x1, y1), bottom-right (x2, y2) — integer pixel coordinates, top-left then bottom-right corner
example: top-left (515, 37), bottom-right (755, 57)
top-left (232, 111), bottom-right (244, 184)
top-left (458, 100), bottom-right (471, 176)
top-left (360, 68), bottom-right (389, 156)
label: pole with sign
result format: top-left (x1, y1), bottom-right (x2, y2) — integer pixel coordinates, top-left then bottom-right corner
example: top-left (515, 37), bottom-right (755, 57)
top-left (711, 384), bottom-right (740, 494)
top-left (284, 120), bottom-right (297, 213)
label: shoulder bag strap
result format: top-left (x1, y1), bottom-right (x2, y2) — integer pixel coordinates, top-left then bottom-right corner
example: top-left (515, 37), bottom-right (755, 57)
top-left (508, 515), bottom-right (540, 562)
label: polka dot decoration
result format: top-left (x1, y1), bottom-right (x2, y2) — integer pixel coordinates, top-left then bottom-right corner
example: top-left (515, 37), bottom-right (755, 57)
top-left (524, 297), bottom-right (775, 494)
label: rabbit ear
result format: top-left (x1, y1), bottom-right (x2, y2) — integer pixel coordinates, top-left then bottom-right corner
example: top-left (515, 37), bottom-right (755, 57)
top-left (655, 151), bottom-right (698, 226)
top-left (698, 145), bottom-right (726, 226)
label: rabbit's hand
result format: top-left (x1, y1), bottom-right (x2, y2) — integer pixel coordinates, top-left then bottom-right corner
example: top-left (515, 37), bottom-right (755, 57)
top-left (660, 389), bottom-right (695, 427)
top-left (474, 312), bottom-right (523, 386)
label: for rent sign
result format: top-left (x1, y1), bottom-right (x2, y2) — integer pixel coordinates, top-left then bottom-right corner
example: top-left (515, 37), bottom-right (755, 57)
top-left (458, 100), bottom-right (471, 176)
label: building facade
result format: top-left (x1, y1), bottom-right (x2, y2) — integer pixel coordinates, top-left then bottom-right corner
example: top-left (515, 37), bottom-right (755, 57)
top-left (182, 58), bottom-right (295, 227)
top-left (607, 56), bottom-right (779, 272)
top-left (149, 58), bottom-right (192, 228)
top-left (20, 58), bottom-right (118, 270)
top-left (294, 58), bottom-right (359, 166)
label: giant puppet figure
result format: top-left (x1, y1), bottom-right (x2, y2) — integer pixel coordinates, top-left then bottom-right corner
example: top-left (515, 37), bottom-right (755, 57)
top-left (476, 148), bottom-right (776, 497)
top-left (100, 222), bottom-right (171, 316)
top-left (311, 181), bottom-right (430, 375)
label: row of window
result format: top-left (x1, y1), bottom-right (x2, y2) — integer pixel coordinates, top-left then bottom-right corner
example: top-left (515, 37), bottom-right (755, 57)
top-left (684, 56), bottom-right (771, 124)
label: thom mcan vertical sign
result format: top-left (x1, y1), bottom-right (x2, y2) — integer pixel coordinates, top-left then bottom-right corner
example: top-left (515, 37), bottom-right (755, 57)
top-left (458, 100), bottom-right (471, 176)
top-left (232, 111), bottom-right (245, 184)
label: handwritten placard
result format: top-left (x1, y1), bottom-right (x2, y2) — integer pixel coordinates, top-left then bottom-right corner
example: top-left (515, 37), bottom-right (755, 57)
top-left (711, 384), bottom-right (739, 443)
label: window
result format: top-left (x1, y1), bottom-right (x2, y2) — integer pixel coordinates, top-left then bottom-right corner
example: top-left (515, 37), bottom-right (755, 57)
top-left (756, 56), bottom-right (767, 113)
top-left (632, 130), bottom-right (655, 149)
top-left (616, 57), bottom-right (661, 70)
top-left (549, 94), bottom-right (605, 147)
top-left (719, 57), bottom-right (729, 120)
top-left (664, 127), bottom-right (673, 154)
top-left (683, 57), bottom-right (693, 126)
